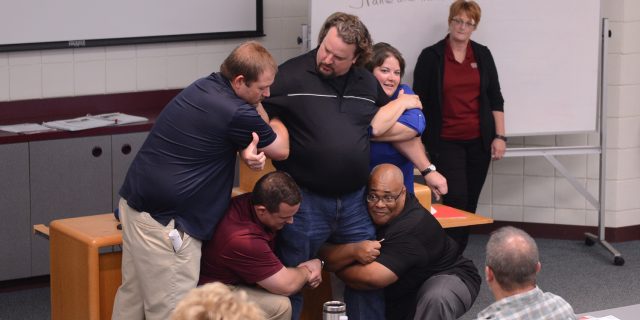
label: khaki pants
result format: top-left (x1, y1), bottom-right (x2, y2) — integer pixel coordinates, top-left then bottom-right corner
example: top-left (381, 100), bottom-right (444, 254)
top-left (228, 284), bottom-right (292, 320)
top-left (112, 199), bottom-right (202, 320)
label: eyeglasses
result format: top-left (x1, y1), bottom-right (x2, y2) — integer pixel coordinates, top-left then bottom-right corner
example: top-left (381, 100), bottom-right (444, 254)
top-left (366, 189), bottom-right (404, 204)
top-left (451, 18), bottom-right (476, 28)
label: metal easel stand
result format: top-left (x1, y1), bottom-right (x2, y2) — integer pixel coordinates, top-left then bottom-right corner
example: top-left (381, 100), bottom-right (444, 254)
top-left (585, 18), bottom-right (624, 266)
top-left (505, 18), bottom-right (623, 266)
top-left (503, 148), bottom-right (623, 266)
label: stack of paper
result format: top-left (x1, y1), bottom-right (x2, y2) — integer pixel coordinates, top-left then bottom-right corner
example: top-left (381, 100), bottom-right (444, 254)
top-left (42, 112), bottom-right (148, 131)
top-left (0, 123), bottom-right (54, 134)
top-left (2, 112), bottom-right (149, 133)
top-left (88, 112), bottom-right (148, 125)
top-left (43, 116), bottom-right (114, 131)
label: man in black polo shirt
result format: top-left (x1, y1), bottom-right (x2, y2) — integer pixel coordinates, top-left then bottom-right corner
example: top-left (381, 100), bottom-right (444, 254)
top-left (320, 164), bottom-right (481, 320)
top-left (262, 12), bottom-right (448, 320)
top-left (113, 41), bottom-right (289, 320)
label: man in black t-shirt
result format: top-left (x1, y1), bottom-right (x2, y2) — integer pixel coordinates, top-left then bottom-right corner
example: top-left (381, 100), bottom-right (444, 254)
top-left (320, 164), bottom-right (481, 320)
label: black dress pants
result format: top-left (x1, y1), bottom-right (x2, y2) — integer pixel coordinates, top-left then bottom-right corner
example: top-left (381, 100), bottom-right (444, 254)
top-left (433, 138), bottom-right (491, 254)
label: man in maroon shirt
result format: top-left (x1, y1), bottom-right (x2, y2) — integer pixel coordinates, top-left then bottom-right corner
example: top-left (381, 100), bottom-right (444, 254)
top-left (199, 171), bottom-right (322, 320)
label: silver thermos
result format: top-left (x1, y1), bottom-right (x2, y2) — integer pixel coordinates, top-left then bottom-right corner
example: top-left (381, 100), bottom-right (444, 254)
top-left (322, 301), bottom-right (347, 320)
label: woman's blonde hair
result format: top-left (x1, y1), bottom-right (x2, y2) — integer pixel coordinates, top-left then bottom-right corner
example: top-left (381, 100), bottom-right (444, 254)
top-left (171, 282), bottom-right (265, 320)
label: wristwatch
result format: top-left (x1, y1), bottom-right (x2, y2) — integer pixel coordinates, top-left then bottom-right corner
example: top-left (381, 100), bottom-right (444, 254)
top-left (495, 134), bottom-right (508, 142)
top-left (420, 164), bottom-right (436, 176)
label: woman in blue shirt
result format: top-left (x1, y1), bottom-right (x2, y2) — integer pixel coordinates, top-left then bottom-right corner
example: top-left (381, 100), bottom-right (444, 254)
top-left (367, 43), bottom-right (426, 193)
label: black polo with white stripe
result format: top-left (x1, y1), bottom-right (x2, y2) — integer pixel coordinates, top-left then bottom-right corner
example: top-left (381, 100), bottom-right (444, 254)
top-left (264, 48), bottom-right (390, 196)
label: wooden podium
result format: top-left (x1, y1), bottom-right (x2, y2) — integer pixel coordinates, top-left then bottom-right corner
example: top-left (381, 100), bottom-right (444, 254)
top-left (47, 214), bottom-right (122, 320)
top-left (42, 213), bottom-right (330, 320)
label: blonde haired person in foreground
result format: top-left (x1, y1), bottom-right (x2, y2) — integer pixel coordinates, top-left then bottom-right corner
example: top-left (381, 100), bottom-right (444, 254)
top-left (171, 282), bottom-right (264, 320)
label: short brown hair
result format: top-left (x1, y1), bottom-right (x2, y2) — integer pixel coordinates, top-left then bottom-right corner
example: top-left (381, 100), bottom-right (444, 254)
top-left (365, 42), bottom-right (406, 78)
top-left (220, 41), bottom-right (277, 85)
top-left (251, 171), bottom-right (301, 213)
top-left (317, 12), bottom-right (373, 66)
top-left (448, 0), bottom-right (482, 27)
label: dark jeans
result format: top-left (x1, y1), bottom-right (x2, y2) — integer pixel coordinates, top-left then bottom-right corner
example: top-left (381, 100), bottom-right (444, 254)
top-left (433, 138), bottom-right (491, 253)
top-left (275, 187), bottom-right (384, 320)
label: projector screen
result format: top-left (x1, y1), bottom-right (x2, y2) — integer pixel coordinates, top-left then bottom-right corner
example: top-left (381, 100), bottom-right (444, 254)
top-left (0, 0), bottom-right (263, 52)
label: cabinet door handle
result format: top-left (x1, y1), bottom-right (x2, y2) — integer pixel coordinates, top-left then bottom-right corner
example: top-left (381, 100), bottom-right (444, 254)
top-left (121, 144), bottom-right (132, 155)
top-left (92, 146), bottom-right (102, 157)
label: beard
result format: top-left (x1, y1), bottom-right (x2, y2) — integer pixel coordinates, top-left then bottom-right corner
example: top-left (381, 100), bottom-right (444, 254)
top-left (316, 63), bottom-right (336, 79)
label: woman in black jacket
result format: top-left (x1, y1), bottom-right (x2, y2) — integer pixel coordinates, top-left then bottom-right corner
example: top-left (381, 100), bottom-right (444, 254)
top-left (413, 0), bottom-right (505, 253)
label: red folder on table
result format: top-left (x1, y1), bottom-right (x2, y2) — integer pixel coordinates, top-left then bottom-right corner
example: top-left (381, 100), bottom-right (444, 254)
top-left (431, 204), bottom-right (468, 219)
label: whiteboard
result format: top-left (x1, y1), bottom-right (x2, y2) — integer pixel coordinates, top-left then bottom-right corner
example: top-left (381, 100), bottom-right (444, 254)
top-left (0, 0), bottom-right (261, 52)
top-left (311, 0), bottom-right (601, 136)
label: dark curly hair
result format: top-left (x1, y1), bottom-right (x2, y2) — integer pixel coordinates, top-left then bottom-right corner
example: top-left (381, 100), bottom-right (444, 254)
top-left (317, 12), bottom-right (373, 66)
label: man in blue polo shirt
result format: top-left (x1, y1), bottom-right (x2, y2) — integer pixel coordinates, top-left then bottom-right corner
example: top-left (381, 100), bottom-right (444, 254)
top-left (112, 41), bottom-right (289, 320)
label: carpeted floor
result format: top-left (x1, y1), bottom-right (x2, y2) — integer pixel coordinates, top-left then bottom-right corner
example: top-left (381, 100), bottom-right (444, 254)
top-left (0, 286), bottom-right (49, 320)
top-left (459, 234), bottom-right (640, 320)
top-left (0, 234), bottom-right (638, 320)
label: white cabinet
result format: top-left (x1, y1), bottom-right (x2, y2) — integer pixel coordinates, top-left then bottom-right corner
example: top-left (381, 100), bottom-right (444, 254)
top-left (0, 131), bottom-right (149, 279)
top-left (0, 143), bottom-right (31, 281)
top-left (111, 132), bottom-right (148, 210)
top-left (26, 133), bottom-right (149, 277)
top-left (30, 136), bottom-right (113, 276)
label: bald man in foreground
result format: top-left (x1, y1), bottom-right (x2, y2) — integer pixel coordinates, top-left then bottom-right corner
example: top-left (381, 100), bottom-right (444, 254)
top-left (476, 226), bottom-right (575, 320)
top-left (320, 164), bottom-right (481, 320)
